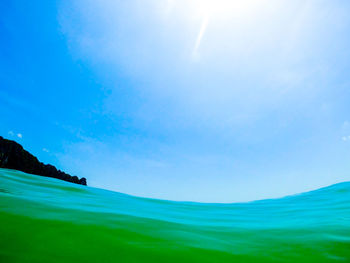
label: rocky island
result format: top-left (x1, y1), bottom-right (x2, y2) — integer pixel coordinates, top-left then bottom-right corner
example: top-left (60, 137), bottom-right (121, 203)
top-left (0, 136), bottom-right (86, 185)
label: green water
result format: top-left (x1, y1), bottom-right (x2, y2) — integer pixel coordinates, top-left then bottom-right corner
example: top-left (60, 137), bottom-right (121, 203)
top-left (0, 168), bottom-right (350, 262)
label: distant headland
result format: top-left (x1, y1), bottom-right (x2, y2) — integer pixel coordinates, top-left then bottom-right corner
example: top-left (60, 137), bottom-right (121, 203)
top-left (0, 136), bottom-right (87, 185)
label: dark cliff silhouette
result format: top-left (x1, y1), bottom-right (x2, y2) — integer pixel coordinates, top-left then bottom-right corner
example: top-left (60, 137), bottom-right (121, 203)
top-left (0, 136), bottom-right (87, 185)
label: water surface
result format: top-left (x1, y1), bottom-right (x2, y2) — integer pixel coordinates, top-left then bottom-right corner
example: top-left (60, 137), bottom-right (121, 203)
top-left (0, 168), bottom-right (349, 262)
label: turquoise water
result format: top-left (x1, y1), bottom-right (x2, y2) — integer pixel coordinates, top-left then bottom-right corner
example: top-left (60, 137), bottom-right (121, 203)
top-left (1, 168), bottom-right (350, 262)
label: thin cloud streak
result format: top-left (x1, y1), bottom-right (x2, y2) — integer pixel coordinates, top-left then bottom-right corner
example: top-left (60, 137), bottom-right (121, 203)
top-left (193, 15), bottom-right (210, 58)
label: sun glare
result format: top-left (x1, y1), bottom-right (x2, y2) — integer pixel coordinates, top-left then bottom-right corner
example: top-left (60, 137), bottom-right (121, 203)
top-left (191, 0), bottom-right (263, 56)
top-left (193, 0), bottom-right (261, 18)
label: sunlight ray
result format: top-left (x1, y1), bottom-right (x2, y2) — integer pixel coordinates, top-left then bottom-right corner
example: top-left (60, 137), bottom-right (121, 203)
top-left (193, 14), bottom-right (210, 57)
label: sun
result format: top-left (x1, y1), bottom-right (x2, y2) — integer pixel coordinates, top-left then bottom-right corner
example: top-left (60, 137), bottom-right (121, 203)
top-left (194, 0), bottom-right (260, 18)
top-left (191, 0), bottom-right (262, 56)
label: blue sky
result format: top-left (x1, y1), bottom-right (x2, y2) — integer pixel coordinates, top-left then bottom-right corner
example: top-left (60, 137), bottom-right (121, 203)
top-left (1, 0), bottom-right (350, 202)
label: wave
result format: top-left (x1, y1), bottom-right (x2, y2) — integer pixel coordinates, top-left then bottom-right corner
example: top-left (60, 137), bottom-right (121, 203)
top-left (0, 168), bottom-right (350, 262)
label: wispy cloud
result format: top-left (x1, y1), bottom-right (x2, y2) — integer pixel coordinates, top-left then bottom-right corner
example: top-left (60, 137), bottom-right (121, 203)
top-left (7, 131), bottom-right (22, 139)
top-left (59, 0), bottom-right (343, 125)
top-left (342, 136), bottom-right (350, 141)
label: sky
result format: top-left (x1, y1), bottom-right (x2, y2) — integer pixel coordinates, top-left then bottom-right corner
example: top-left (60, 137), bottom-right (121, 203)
top-left (1, 0), bottom-right (350, 202)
